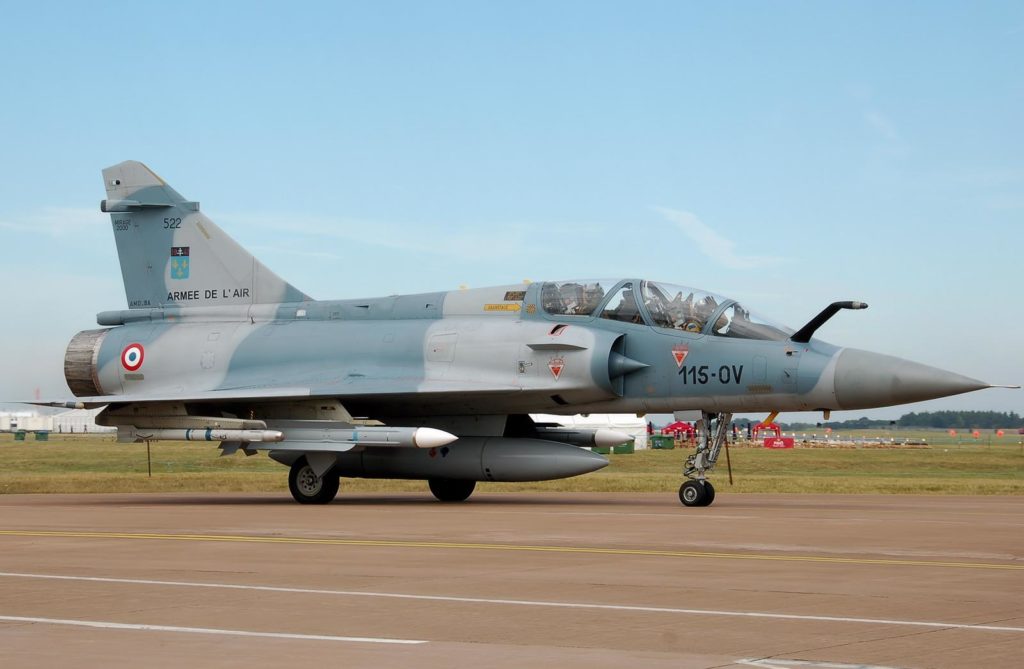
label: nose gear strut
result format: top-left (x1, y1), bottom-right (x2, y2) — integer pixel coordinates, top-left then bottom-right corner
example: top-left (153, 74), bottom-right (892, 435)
top-left (679, 410), bottom-right (732, 507)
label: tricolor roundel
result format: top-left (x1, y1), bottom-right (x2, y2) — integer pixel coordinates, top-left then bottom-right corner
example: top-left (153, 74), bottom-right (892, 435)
top-left (121, 343), bottom-right (145, 371)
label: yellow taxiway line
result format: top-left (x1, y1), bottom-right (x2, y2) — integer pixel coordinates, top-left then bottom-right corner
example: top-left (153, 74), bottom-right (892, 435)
top-left (0, 529), bottom-right (1021, 571)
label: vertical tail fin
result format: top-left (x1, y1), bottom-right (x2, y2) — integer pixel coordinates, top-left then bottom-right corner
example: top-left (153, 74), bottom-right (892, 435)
top-left (101, 161), bottom-right (309, 309)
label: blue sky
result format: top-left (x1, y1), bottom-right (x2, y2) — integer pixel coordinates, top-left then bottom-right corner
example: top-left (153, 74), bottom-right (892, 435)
top-left (1, 1), bottom-right (1021, 419)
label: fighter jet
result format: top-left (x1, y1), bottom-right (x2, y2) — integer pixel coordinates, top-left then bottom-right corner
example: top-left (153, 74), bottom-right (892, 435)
top-left (40, 161), bottom-right (1015, 507)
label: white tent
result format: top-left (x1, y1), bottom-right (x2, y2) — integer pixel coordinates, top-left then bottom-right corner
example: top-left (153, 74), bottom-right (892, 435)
top-left (0, 412), bottom-right (52, 432)
top-left (51, 408), bottom-right (115, 434)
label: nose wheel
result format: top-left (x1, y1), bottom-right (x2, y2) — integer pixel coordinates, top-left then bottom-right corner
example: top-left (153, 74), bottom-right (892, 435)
top-left (678, 480), bottom-right (715, 507)
top-left (679, 411), bottom-right (731, 508)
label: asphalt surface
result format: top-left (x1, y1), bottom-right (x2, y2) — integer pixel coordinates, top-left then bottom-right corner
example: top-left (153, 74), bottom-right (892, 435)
top-left (0, 491), bottom-right (1021, 668)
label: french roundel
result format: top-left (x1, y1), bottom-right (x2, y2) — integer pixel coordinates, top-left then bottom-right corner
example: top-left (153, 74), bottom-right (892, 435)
top-left (121, 343), bottom-right (145, 371)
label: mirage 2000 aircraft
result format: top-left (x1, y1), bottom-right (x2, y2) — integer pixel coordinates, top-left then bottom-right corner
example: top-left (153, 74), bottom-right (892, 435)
top-left (40, 161), bottom-right (1013, 507)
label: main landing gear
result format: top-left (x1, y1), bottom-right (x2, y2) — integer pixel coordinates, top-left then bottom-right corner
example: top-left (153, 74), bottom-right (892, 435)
top-left (428, 478), bottom-right (476, 502)
top-left (678, 411), bottom-right (732, 508)
top-left (288, 456), bottom-right (340, 504)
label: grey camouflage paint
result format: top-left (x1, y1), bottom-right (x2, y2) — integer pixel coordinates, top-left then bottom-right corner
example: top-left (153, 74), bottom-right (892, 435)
top-left (34, 160), bottom-right (1004, 497)
top-left (63, 161), bottom-right (993, 424)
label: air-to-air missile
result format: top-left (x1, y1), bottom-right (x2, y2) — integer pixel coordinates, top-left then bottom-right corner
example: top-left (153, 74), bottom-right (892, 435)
top-left (32, 161), bottom-right (1016, 507)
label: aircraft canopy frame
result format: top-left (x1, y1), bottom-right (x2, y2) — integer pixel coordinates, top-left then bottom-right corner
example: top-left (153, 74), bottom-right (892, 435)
top-left (538, 279), bottom-right (793, 341)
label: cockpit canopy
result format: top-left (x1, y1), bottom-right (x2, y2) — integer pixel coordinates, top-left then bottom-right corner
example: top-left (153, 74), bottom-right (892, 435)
top-left (539, 279), bottom-right (793, 341)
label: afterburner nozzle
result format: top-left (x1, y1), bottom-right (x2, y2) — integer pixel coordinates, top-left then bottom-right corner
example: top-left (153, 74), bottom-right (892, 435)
top-left (833, 348), bottom-right (990, 410)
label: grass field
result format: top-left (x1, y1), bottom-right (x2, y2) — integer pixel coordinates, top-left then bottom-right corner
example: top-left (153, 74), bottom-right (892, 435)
top-left (1, 431), bottom-right (1021, 496)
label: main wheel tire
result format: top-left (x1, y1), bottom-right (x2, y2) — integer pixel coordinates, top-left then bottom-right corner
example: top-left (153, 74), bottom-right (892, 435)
top-left (428, 478), bottom-right (476, 502)
top-left (288, 457), bottom-right (340, 504)
top-left (678, 480), bottom-right (707, 507)
top-left (699, 480), bottom-right (716, 507)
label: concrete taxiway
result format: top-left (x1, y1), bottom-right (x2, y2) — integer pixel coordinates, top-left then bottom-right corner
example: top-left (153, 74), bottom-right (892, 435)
top-left (0, 492), bottom-right (1021, 668)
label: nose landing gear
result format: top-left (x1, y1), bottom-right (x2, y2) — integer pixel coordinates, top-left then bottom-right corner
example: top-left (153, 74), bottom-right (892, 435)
top-left (679, 411), bottom-right (731, 507)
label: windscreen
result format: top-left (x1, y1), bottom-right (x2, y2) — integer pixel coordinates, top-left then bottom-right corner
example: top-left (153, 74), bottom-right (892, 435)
top-left (710, 303), bottom-right (793, 340)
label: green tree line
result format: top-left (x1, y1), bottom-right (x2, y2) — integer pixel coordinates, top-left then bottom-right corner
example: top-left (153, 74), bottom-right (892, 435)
top-left (896, 411), bottom-right (1021, 429)
top-left (777, 410), bottom-right (1021, 430)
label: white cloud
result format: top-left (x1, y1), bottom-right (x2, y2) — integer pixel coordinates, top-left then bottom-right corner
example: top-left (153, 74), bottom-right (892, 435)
top-left (217, 211), bottom-right (552, 262)
top-left (0, 206), bottom-right (108, 239)
top-left (653, 207), bottom-right (785, 270)
top-left (953, 168), bottom-right (1024, 187)
top-left (0, 270), bottom-right (123, 402)
top-left (845, 85), bottom-right (908, 154)
top-left (864, 110), bottom-right (901, 143)
top-left (247, 245), bottom-right (349, 262)
top-left (861, 110), bottom-right (907, 159)
top-left (983, 194), bottom-right (1024, 211)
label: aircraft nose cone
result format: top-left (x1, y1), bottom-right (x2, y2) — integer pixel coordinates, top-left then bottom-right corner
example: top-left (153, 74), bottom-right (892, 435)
top-left (834, 348), bottom-right (989, 410)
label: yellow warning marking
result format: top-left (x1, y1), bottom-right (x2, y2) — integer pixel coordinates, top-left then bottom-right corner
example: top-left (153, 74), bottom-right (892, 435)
top-left (0, 530), bottom-right (1020, 571)
top-left (483, 303), bottom-right (521, 312)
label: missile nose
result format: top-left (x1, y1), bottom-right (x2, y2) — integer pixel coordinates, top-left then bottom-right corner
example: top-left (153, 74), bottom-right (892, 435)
top-left (592, 428), bottom-right (633, 448)
top-left (412, 427), bottom-right (458, 449)
top-left (834, 348), bottom-right (990, 410)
